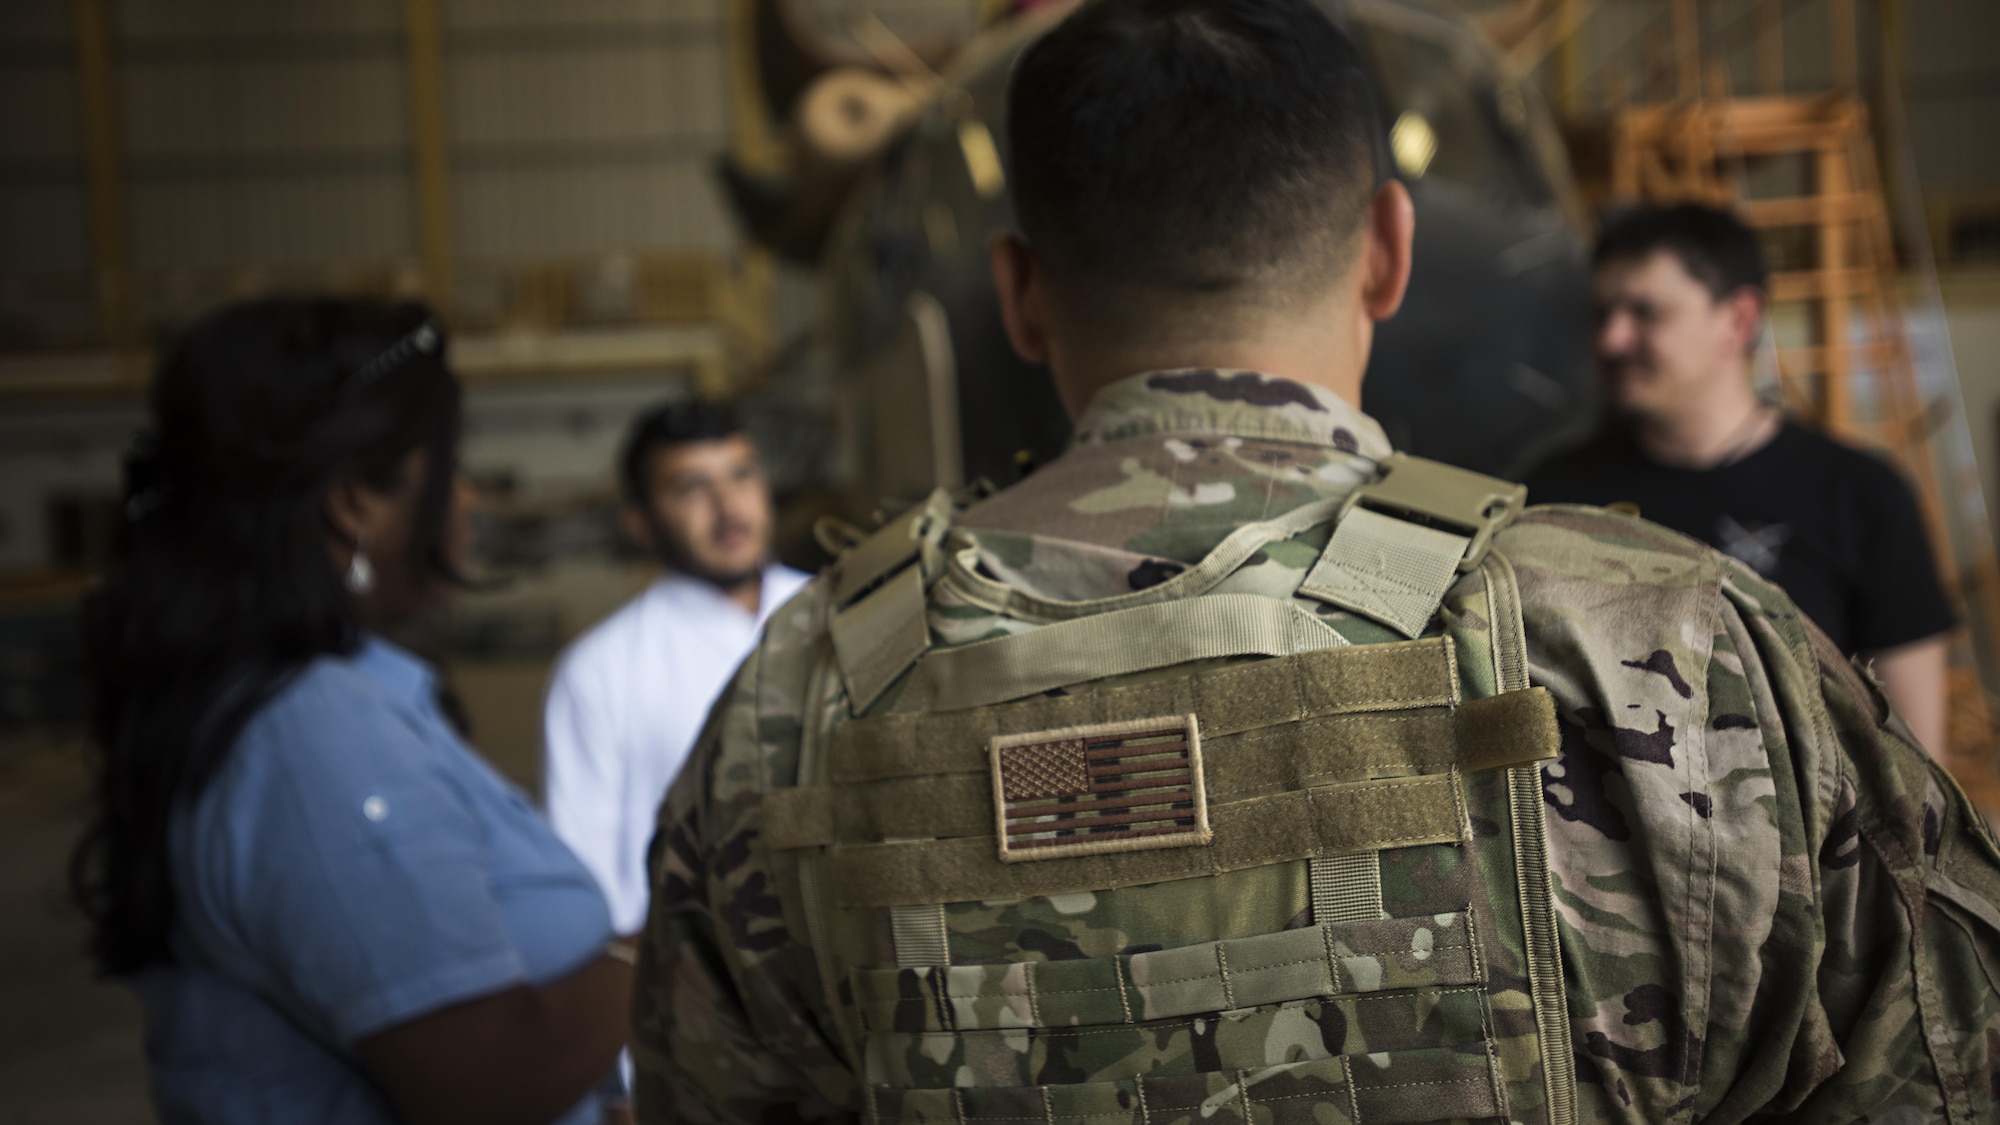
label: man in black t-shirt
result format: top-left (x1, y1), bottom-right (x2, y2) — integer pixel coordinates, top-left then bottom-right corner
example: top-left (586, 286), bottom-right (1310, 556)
top-left (1528, 203), bottom-right (1955, 755)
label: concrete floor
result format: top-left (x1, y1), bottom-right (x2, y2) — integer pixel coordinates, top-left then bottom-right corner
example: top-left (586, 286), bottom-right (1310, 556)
top-left (0, 658), bottom-right (554, 1124)
top-left (0, 733), bottom-right (153, 1124)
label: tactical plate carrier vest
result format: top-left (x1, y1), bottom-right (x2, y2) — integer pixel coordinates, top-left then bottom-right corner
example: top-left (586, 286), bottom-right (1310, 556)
top-left (765, 455), bottom-right (1575, 1125)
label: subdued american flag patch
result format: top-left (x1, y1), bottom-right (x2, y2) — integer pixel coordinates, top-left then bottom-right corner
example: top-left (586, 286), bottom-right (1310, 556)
top-left (988, 715), bottom-right (1209, 863)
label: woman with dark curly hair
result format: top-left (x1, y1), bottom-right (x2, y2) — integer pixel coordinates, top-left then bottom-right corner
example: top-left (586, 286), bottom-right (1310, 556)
top-left (72, 297), bottom-right (629, 1124)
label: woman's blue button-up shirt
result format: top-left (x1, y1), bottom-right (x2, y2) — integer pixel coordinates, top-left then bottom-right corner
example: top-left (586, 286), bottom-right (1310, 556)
top-left (131, 636), bottom-right (614, 1124)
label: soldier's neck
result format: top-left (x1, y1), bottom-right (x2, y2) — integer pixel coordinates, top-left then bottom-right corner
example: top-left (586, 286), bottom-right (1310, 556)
top-left (1052, 317), bottom-right (1369, 418)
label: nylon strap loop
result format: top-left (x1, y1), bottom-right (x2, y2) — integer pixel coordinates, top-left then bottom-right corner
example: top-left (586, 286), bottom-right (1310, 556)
top-left (831, 489), bottom-right (953, 609)
top-left (888, 903), bottom-right (950, 967)
top-left (1310, 852), bottom-right (1384, 925)
top-left (894, 593), bottom-right (1347, 714)
top-left (1454, 688), bottom-right (1562, 773)
top-left (1335, 452), bottom-right (1527, 575)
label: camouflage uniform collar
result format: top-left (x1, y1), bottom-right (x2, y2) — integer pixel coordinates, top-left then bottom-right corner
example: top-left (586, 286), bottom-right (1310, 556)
top-left (1071, 369), bottom-right (1393, 460)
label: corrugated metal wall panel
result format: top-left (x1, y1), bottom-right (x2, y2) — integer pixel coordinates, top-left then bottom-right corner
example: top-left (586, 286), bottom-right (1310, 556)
top-left (0, 63), bottom-right (83, 161)
top-left (7, 0), bottom-right (1991, 355)
top-left (445, 0), bottom-right (722, 32)
top-left (1903, 0), bottom-right (2000, 188)
top-left (449, 42), bottom-right (715, 145)
top-left (1908, 0), bottom-right (2000, 74)
top-left (455, 160), bottom-right (728, 257)
top-left (128, 172), bottom-right (413, 269)
top-left (121, 56), bottom-right (408, 157)
top-left (445, 1), bottom-right (734, 264)
top-left (0, 0), bottom-right (89, 346)
top-left (113, 2), bottom-right (415, 272)
top-left (114, 0), bottom-right (401, 40)
top-left (0, 0), bottom-right (72, 41)
top-left (1908, 97), bottom-right (2000, 188)
top-left (793, 0), bottom-right (974, 40)
top-left (0, 187), bottom-right (90, 275)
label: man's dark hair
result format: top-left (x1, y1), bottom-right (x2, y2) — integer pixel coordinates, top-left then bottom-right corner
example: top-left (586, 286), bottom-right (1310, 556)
top-left (1594, 203), bottom-right (1769, 302)
top-left (1007, 0), bottom-right (1381, 309)
top-left (619, 399), bottom-right (746, 504)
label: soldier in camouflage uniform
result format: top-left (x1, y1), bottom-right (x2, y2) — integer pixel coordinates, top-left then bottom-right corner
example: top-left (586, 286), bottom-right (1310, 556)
top-left (632, 1), bottom-right (2000, 1122)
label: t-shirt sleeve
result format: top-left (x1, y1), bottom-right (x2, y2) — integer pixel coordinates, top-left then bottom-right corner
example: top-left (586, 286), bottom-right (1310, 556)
top-left (1846, 457), bottom-right (1957, 652)
top-left (201, 672), bottom-right (529, 1045)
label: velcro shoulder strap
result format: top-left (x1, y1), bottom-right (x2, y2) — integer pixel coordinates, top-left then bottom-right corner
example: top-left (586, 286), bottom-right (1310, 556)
top-left (826, 490), bottom-right (955, 713)
top-left (1300, 453), bottom-right (1527, 638)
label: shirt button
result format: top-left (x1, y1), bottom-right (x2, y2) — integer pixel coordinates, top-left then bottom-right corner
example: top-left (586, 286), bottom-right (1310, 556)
top-left (362, 796), bottom-right (390, 822)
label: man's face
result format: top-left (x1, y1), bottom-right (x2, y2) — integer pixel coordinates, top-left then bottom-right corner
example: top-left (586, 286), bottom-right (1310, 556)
top-left (1593, 250), bottom-right (1759, 421)
top-left (631, 434), bottom-right (773, 588)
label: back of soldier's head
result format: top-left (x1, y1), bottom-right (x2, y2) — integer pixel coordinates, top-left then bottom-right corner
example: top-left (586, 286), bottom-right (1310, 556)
top-left (1007, 0), bottom-right (1380, 321)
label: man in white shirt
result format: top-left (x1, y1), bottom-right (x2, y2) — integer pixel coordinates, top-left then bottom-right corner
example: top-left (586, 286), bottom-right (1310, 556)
top-left (542, 400), bottom-right (808, 937)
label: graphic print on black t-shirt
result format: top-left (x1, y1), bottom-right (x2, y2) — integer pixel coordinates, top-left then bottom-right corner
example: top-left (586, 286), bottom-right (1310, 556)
top-left (1525, 419), bottom-right (1955, 654)
top-left (1714, 515), bottom-right (1790, 577)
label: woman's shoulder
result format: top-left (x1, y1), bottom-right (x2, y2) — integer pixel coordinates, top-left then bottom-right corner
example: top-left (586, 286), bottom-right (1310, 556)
top-left (178, 650), bottom-right (454, 922)
top-left (247, 648), bottom-right (396, 735)
top-left (218, 648), bottom-right (434, 805)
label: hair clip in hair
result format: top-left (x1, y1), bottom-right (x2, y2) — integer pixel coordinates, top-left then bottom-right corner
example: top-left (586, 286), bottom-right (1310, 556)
top-left (345, 317), bottom-right (443, 394)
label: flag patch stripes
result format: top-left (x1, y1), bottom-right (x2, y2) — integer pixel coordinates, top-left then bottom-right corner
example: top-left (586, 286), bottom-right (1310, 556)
top-left (989, 714), bottom-right (1209, 863)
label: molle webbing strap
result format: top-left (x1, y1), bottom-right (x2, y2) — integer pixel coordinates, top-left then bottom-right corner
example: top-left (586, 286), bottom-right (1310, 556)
top-left (823, 770), bottom-right (1468, 907)
top-left (891, 594), bottom-right (1347, 714)
top-left (872, 1049), bottom-right (1504, 1125)
top-left (760, 689), bottom-right (1559, 848)
top-left (766, 788), bottom-right (837, 850)
top-left (834, 637), bottom-right (1458, 782)
top-left (852, 909), bottom-right (1481, 1033)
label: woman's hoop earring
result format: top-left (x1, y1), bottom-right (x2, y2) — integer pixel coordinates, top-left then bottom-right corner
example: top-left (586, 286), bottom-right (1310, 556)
top-left (345, 545), bottom-right (375, 595)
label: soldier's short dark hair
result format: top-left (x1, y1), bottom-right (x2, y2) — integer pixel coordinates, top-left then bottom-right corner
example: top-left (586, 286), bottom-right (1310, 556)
top-left (1006, 0), bottom-right (1381, 309)
top-left (619, 399), bottom-right (745, 504)
top-left (1594, 203), bottom-right (1769, 302)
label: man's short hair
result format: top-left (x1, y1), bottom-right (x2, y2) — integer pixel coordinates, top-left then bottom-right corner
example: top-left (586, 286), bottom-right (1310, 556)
top-left (1007, 0), bottom-right (1381, 308)
top-left (1594, 203), bottom-right (1769, 302)
top-left (619, 399), bottom-right (745, 504)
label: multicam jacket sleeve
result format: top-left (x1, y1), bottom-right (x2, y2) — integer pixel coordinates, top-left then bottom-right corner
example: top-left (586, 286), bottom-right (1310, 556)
top-left (632, 502), bottom-right (2000, 1124)
top-left (630, 586), bottom-right (862, 1123)
top-left (1510, 504), bottom-right (2000, 1123)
